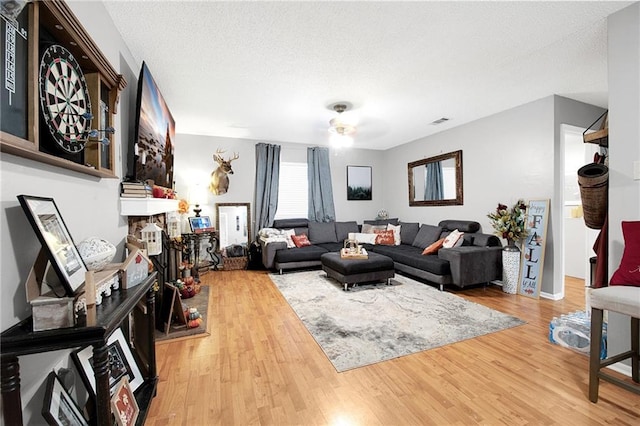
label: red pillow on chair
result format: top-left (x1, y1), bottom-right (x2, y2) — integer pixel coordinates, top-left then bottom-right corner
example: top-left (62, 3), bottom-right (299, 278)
top-left (610, 221), bottom-right (640, 286)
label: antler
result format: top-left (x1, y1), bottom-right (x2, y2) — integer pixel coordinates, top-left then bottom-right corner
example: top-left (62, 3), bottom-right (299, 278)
top-left (230, 152), bottom-right (239, 162)
top-left (213, 148), bottom-right (226, 163)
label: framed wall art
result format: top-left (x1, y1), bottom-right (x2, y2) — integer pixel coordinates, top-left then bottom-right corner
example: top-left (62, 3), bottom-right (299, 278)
top-left (347, 165), bottom-right (372, 201)
top-left (72, 328), bottom-right (143, 398)
top-left (42, 371), bottom-right (89, 426)
top-left (17, 195), bottom-right (87, 296)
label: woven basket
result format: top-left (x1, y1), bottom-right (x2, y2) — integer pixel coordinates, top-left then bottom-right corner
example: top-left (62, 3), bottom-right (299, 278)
top-left (578, 163), bottom-right (608, 230)
top-left (223, 256), bottom-right (248, 270)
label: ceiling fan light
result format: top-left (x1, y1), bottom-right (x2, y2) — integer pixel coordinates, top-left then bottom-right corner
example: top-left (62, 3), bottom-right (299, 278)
top-left (328, 118), bottom-right (356, 136)
top-left (330, 133), bottom-right (354, 148)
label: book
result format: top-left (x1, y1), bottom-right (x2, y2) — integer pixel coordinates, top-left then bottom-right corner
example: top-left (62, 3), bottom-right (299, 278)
top-left (120, 193), bottom-right (150, 198)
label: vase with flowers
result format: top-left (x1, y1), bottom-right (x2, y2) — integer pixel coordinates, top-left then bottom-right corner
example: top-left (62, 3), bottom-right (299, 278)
top-left (487, 199), bottom-right (528, 294)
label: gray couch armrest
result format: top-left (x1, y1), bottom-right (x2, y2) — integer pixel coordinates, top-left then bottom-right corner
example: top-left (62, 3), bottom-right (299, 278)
top-left (259, 239), bottom-right (287, 269)
top-left (438, 246), bottom-right (503, 287)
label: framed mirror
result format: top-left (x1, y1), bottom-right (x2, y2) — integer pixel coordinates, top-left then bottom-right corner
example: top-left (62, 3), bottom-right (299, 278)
top-left (216, 203), bottom-right (251, 249)
top-left (408, 150), bottom-right (463, 206)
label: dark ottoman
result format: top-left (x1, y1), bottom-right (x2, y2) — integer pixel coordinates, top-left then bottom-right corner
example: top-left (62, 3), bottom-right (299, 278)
top-left (321, 252), bottom-right (395, 291)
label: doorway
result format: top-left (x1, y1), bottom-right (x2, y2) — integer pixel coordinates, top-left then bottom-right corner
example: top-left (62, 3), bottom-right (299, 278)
top-left (560, 125), bottom-right (599, 304)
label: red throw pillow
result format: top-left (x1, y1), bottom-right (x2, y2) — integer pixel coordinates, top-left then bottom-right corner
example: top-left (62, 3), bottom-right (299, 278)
top-left (422, 238), bottom-right (445, 255)
top-left (610, 221), bottom-right (640, 286)
top-left (291, 234), bottom-right (311, 248)
top-left (374, 229), bottom-right (395, 245)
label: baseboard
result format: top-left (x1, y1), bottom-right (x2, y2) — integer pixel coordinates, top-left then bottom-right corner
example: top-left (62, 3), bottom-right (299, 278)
top-left (540, 291), bottom-right (564, 300)
top-left (610, 361), bottom-right (633, 377)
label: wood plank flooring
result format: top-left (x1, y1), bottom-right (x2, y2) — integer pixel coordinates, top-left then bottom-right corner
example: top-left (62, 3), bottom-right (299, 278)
top-left (146, 272), bottom-right (640, 425)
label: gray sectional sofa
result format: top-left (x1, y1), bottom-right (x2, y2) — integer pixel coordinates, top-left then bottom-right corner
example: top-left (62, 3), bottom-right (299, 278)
top-left (258, 218), bottom-right (503, 290)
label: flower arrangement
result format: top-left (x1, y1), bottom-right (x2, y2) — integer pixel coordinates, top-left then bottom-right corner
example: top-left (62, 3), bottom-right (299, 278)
top-left (177, 199), bottom-right (189, 214)
top-left (487, 199), bottom-right (528, 245)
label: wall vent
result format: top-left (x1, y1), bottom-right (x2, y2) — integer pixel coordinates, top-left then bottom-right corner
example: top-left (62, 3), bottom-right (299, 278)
top-left (431, 117), bottom-right (450, 125)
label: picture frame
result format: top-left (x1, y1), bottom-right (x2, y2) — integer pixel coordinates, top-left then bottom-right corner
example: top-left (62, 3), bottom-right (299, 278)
top-left (42, 371), bottom-right (89, 426)
top-left (347, 165), bottom-right (372, 201)
top-left (111, 377), bottom-right (139, 426)
top-left (72, 328), bottom-right (143, 398)
top-left (189, 215), bottom-right (214, 233)
top-left (17, 195), bottom-right (88, 296)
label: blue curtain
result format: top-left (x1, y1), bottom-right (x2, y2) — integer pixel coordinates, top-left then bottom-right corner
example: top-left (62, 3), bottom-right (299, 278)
top-left (307, 147), bottom-right (335, 222)
top-left (425, 161), bottom-right (444, 200)
top-left (254, 143), bottom-right (281, 231)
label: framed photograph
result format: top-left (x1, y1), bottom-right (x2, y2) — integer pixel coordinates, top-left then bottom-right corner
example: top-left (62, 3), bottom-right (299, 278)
top-left (42, 371), bottom-right (89, 426)
top-left (347, 166), bottom-right (372, 201)
top-left (189, 215), bottom-right (213, 232)
top-left (17, 195), bottom-right (87, 296)
top-left (111, 377), bottom-right (139, 426)
top-left (72, 328), bottom-right (143, 398)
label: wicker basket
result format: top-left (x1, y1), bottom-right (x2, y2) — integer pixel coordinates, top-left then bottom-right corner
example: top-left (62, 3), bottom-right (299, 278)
top-left (223, 256), bottom-right (248, 270)
top-left (578, 163), bottom-right (608, 230)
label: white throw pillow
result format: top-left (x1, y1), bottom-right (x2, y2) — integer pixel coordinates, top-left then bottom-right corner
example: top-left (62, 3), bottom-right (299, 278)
top-left (348, 232), bottom-right (377, 245)
top-left (387, 223), bottom-right (402, 245)
top-left (442, 229), bottom-right (464, 248)
top-left (282, 229), bottom-right (296, 248)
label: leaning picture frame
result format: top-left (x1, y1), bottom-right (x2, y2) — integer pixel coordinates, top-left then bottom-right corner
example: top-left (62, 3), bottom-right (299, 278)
top-left (42, 371), bottom-right (89, 426)
top-left (72, 328), bottom-right (144, 398)
top-left (17, 195), bottom-right (88, 296)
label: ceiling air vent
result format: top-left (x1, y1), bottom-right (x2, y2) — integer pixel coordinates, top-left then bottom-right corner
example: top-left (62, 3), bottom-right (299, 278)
top-left (430, 117), bottom-right (450, 125)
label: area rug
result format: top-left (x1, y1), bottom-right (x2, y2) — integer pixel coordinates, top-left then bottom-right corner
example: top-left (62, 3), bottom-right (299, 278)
top-left (269, 271), bottom-right (525, 372)
top-left (155, 285), bottom-right (209, 343)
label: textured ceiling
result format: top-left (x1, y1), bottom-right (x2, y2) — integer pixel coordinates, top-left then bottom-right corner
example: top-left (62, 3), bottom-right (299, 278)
top-left (101, 0), bottom-right (632, 150)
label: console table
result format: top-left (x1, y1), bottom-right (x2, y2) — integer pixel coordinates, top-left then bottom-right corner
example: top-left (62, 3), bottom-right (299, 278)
top-left (181, 231), bottom-right (219, 273)
top-left (1, 273), bottom-right (158, 425)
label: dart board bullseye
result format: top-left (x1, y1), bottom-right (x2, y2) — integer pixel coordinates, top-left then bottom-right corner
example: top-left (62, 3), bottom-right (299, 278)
top-left (38, 44), bottom-right (92, 153)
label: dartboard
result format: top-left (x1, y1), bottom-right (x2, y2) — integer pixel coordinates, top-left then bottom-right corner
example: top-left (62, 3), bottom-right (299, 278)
top-left (39, 45), bottom-right (92, 153)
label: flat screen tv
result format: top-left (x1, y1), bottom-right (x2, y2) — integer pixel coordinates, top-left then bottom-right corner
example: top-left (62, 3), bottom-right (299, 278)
top-left (130, 62), bottom-right (175, 189)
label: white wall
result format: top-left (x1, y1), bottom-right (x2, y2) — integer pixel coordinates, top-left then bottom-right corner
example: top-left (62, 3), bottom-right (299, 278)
top-left (0, 2), bottom-right (139, 422)
top-left (382, 95), bottom-right (604, 297)
top-left (173, 134), bottom-right (385, 236)
top-left (607, 2), bottom-right (640, 373)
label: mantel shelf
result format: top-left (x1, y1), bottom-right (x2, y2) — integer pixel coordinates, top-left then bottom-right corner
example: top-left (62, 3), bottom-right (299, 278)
top-left (120, 198), bottom-right (179, 217)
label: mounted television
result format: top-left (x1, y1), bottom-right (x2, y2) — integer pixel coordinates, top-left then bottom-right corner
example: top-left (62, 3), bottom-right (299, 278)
top-left (130, 62), bottom-right (175, 189)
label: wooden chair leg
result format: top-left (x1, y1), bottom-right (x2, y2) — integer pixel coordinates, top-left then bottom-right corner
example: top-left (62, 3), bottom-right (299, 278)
top-left (589, 307), bottom-right (604, 403)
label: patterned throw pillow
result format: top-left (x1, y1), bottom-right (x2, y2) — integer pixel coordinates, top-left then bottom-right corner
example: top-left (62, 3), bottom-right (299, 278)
top-left (291, 234), bottom-right (311, 248)
top-left (374, 229), bottom-right (395, 245)
top-left (610, 221), bottom-right (640, 286)
top-left (442, 229), bottom-right (464, 248)
top-left (387, 223), bottom-right (402, 245)
top-left (422, 238), bottom-right (445, 255)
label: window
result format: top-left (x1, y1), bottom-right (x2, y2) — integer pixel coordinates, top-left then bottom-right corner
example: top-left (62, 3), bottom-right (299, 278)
top-left (275, 162), bottom-right (308, 219)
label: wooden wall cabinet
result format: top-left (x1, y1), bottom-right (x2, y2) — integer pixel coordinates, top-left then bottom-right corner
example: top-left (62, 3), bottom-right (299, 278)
top-left (0, 0), bottom-right (126, 178)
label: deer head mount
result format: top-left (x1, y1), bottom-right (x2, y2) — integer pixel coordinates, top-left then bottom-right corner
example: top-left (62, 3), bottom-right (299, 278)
top-left (209, 148), bottom-right (239, 195)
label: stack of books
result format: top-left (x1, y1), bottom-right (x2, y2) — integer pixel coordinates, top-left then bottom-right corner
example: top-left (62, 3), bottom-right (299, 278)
top-left (121, 181), bottom-right (152, 198)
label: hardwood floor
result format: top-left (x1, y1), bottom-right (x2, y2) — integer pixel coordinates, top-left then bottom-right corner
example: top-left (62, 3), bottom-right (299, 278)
top-left (146, 272), bottom-right (640, 425)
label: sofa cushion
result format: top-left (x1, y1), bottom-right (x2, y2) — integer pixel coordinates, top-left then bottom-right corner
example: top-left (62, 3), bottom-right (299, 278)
top-left (422, 238), bottom-right (445, 255)
top-left (348, 232), bottom-right (378, 245)
top-left (316, 242), bottom-right (343, 253)
top-left (400, 222), bottom-right (420, 245)
top-left (308, 221), bottom-right (338, 244)
top-left (387, 223), bottom-right (401, 245)
top-left (412, 224), bottom-right (444, 249)
top-left (438, 220), bottom-right (481, 233)
top-left (291, 234), bottom-right (311, 247)
top-left (335, 221), bottom-right (359, 241)
top-left (364, 218), bottom-right (399, 226)
top-left (361, 223), bottom-right (387, 234)
top-left (374, 229), bottom-right (395, 245)
top-left (443, 229), bottom-right (464, 248)
top-left (275, 245), bottom-right (327, 263)
top-left (372, 244), bottom-right (451, 276)
top-left (273, 218), bottom-right (309, 229)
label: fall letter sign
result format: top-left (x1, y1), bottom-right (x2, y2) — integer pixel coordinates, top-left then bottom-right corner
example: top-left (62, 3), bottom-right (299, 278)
top-left (517, 199), bottom-right (550, 299)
